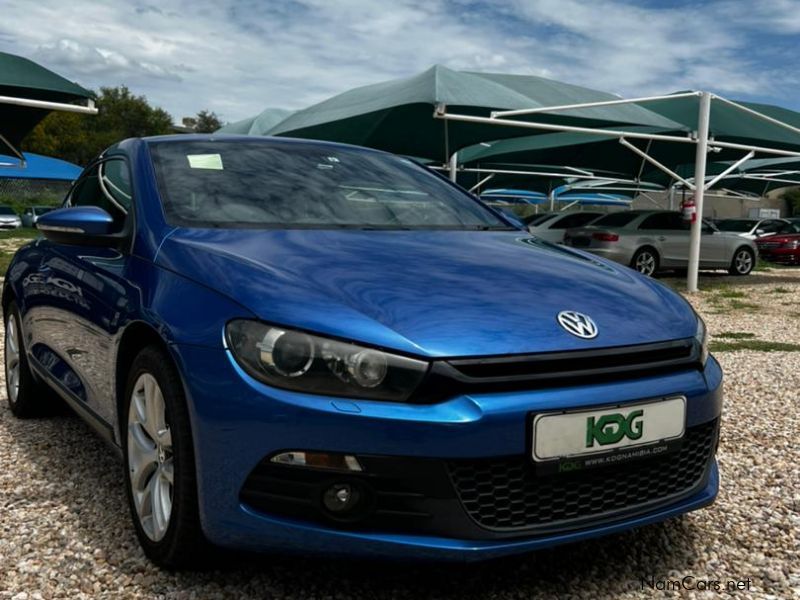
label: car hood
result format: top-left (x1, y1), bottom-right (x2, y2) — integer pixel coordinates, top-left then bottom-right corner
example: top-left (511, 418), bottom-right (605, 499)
top-left (156, 229), bottom-right (697, 357)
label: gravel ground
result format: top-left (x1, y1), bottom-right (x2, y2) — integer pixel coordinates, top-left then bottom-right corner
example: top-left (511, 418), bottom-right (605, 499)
top-left (1, 269), bottom-right (799, 599)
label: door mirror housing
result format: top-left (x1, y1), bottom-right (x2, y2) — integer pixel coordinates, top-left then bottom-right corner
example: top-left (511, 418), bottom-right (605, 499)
top-left (37, 206), bottom-right (118, 246)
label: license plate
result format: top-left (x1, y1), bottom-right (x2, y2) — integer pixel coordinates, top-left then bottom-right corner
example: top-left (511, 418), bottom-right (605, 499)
top-left (532, 397), bottom-right (686, 465)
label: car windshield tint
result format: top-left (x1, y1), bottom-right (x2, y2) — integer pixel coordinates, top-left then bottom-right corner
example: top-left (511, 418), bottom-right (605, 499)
top-left (591, 212), bottom-right (638, 227)
top-left (149, 140), bottom-right (510, 230)
top-left (716, 219), bottom-right (757, 232)
top-left (0, 207), bottom-right (16, 216)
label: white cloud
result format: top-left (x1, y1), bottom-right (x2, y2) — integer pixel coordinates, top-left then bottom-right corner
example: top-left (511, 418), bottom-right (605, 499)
top-left (0, 0), bottom-right (797, 123)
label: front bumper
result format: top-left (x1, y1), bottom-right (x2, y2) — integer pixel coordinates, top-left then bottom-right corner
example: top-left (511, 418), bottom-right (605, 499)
top-left (757, 248), bottom-right (800, 265)
top-left (172, 344), bottom-right (723, 560)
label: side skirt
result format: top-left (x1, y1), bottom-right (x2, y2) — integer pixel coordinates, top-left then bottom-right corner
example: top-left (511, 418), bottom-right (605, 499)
top-left (28, 355), bottom-right (123, 461)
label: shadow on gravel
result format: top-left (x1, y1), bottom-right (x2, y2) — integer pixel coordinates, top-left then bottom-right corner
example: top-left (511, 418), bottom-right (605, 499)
top-left (2, 397), bottom-right (711, 598)
top-left (661, 269), bottom-right (800, 290)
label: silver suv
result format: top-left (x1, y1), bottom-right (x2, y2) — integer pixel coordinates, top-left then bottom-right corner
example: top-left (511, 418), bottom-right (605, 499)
top-left (564, 210), bottom-right (758, 276)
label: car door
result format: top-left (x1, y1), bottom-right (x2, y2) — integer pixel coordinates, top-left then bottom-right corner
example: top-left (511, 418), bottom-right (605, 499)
top-left (22, 156), bottom-right (136, 428)
top-left (698, 220), bottom-right (729, 266)
top-left (637, 213), bottom-right (681, 266)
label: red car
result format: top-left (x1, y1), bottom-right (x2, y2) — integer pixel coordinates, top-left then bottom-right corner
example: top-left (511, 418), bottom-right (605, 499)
top-left (756, 234), bottom-right (800, 265)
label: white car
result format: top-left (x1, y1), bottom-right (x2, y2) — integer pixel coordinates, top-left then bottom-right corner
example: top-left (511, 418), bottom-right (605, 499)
top-left (0, 206), bottom-right (21, 229)
top-left (524, 211), bottom-right (603, 243)
top-left (715, 218), bottom-right (798, 240)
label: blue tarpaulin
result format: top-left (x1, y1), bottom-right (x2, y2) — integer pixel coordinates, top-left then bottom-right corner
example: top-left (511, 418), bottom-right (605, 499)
top-left (481, 188), bottom-right (631, 207)
top-left (0, 152), bottom-right (82, 181)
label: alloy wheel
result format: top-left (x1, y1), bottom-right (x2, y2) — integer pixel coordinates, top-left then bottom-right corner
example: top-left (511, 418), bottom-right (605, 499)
top-left (735, 250), bottom-right (753, 274)
top-left (635, 252), bottom-right (656, 276)
top-left (5, 315), bottom-right (20, 404)
top-left (127, 373), bottom-right (173, 542)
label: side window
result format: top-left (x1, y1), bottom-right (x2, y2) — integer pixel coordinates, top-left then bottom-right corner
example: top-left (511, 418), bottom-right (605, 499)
top-left (550, 213), bottom-right (597, 230)
top-left (759, 220), bottom-right (780, 234)
top-left (69, 158), bottom-right (131, 232)
top-left (639, 213), bottom-right (669, 230)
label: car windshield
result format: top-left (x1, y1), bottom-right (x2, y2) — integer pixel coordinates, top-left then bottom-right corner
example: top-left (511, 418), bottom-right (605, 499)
top-left (149, 140), bottom-right (511, 230)
top-left (0, 207), bottom-right (16, 216)
top-left (591, 212), bottom-right (638, 227)
top-left (716, 219), bottom-right (757, 232)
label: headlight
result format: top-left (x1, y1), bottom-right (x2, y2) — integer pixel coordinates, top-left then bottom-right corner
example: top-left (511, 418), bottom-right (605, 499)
top-left (783, 240), bottom-right (799, 249)
top-left (225, 320), bottom-right (429, 401)
top-left (695, 315), bottom-right (709, 365)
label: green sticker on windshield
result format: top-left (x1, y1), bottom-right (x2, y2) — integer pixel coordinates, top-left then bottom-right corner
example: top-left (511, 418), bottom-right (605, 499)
top-left (187, 154), bottom-right (223, 170)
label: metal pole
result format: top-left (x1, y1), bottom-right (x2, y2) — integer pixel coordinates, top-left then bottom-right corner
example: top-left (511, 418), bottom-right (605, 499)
top-left (449, 152), bottom-right (458, 182)
top-left (548, 190), bottom-right (555, 211)
top-left (0, 94), bottom-right (98, 114)
top-left (668, 186), bottom-right (675, 211)
top-left (687, 92), bottom-right (712, 293)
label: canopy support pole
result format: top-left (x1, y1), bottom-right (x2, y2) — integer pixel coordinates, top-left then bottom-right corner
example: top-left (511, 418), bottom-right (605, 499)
top-left (0, 95), bottom-right (97, 114)
top-left (668, 185), bottom-right (676, 210)
top-left (0, 132), bottom-right (25, 162)
top-left (619, 138), bottom-right (695, 189)
top-left (687, 92), bottom-right (712, 293)
top-left (548, 190), bottom-right (555, 210)
top-left (468, 173), bottom-right (495, 193)
top-left (703, 151), bottom-right (755, 190)
top-left (449, 152), bottom-right (458, 182)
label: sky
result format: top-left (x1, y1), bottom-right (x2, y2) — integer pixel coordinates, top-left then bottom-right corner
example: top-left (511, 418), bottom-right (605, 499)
top-left (1, 0), bottom-right (799, 124)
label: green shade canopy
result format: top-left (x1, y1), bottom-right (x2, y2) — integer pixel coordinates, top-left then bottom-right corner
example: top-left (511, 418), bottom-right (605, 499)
top-left (216, 107), bottom-right (294, 135)
top-left (644, 95), bottom-right (800, 153)
top-left (267, 65), bottom-right (682, 161)
top-left (0, 51), bottom-right (92, 148)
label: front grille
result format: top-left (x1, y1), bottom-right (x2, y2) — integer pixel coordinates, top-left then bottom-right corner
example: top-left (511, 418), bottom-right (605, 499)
top-left (448, 419), bottom-right (717, 532)
top-left (446, 339), bottom-right (695, 381)
top-left (758, 242), bottom-right (781, 249)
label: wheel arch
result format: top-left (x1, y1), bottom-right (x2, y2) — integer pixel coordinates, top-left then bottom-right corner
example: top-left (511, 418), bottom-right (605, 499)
top-left (115, 321), bottom-right (177, 440)
top-left (632, 244), bottom-right (660, 262)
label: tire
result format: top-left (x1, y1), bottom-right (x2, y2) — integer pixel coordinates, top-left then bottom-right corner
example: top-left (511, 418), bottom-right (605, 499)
top-left (728, 247), bottom-right (755, 276)
top-left (631, 247), bottom-right (659, 277)
top-left (122, 345), bottom-right (211, 569)
top-left (4, 301), bottom-right (55, 417)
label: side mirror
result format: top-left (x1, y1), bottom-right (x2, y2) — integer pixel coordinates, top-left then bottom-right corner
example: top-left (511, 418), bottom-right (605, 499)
top-left (755, 229), bottom-right (766, 236)
top-left (37, 206), bottom-right (117, 246)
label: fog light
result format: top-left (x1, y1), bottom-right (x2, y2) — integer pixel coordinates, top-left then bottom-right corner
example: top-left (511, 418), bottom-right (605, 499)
top-left (270, 451), bottom-right (362, 472)
top-left (322, 483), bottom-right (360, 514)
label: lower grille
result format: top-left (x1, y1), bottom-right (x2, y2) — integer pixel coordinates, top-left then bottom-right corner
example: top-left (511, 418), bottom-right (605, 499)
top-left (448, 419), bottom-right (717, 532)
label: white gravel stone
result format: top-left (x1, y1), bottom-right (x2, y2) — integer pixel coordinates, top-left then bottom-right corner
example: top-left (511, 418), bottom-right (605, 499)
top-left (0, 268), bottom-right (798, 598)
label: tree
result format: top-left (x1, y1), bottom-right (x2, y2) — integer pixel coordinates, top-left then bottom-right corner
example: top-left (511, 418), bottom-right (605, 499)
top-left (22, 86), bottom-right (174, 166)
top-left (782, 188), bottom-right (800, 216)
top-left (192, 110), bottom-right (223, 133)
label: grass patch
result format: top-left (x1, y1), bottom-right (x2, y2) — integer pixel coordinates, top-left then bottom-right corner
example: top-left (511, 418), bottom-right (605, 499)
top-left (0, 228), bottom-right (40, 240)
top-left (716, 331), bottom-right (757, 339)
top-left (715, 288), bottom-right (747, 299)
top-left (0, 230), bottom-right (40, 276)
top-left (729, 300), bottom-right (759, 310)
top-left (711, 340), bottom-right (800, 352)
top-left (753, 259), bottom-right (772, 272)
top-left (770, 287), bottom-right (792, 294)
